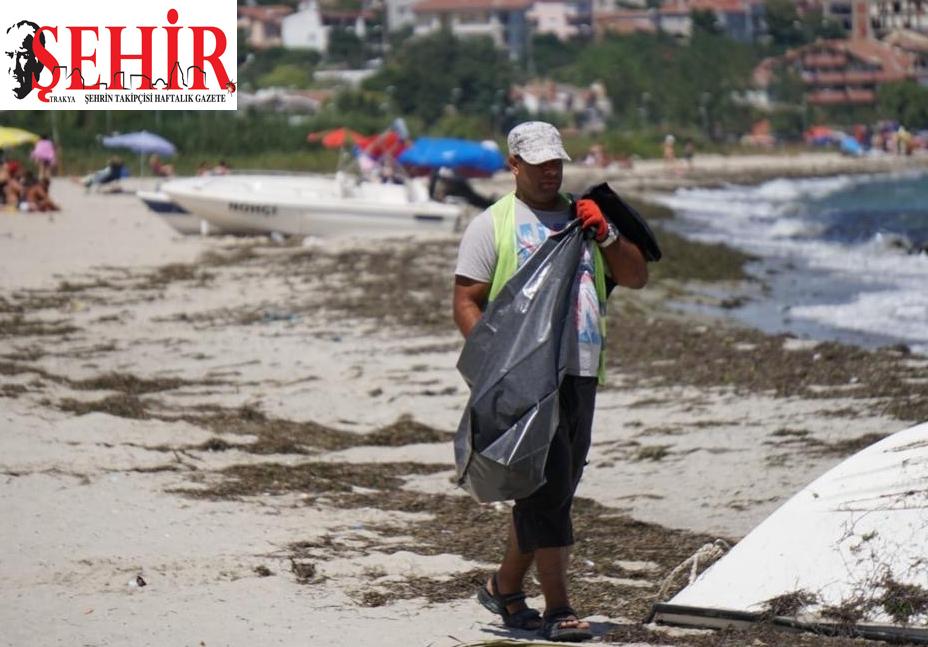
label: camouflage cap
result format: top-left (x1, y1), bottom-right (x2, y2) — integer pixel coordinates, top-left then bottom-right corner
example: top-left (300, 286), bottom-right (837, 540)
top-left (507, 121), bottom-right (571, 165)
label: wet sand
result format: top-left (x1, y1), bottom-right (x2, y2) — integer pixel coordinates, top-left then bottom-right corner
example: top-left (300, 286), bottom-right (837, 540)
top-left (1, 158), bottom-right (927, 646)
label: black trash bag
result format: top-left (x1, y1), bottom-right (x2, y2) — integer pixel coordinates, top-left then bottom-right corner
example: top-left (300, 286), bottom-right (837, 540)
top-left (581, 183), bottom-right (662, 262)
top-left (454, 220), bottom-right (585, 503)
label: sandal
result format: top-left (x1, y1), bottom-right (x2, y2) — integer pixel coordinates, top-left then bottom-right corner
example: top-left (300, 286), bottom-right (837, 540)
top-left (541, 606), bottom-right (593, 642)
top-left (476, 573), bottom-right (542, 630)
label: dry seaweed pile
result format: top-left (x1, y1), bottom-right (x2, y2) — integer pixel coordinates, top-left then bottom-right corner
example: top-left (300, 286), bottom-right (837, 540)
top-left (176, 449), bottom-right (718, 623)
top-left (606, 312), bottom-right (928, 421)
top-left (4, 224), bottom-right (925, 421)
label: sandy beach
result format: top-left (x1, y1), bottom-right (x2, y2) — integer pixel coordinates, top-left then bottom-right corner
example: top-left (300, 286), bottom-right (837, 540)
top-left (2, 153), bottom-right (927, 647)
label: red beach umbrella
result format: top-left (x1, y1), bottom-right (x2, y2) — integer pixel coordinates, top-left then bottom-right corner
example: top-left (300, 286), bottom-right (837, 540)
top-left (360, 131), bottom-right (408, 159)
top-left (307, 127), bottom-right (371, 149)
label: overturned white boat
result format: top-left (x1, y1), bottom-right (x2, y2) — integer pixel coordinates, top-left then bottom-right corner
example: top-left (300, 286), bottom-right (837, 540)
top-left (652, 420), bottom-right (928, 643)
top-left (159, 172), bottom-right (464, 238)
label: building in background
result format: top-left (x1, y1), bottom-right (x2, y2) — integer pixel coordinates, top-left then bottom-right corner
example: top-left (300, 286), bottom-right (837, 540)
top-left (411, 0), bottom-right (534, 60)
top-left (850, 0), bottom-right (874, 39)
top-left (238, 87), bottom-right (335, 112)
top-left (659, 0), bottom-right (766, 42)
top-left (822, 0), bottom-right (854, 32)
top-left (384, 0), bottom-right (421, 31)
top-left (593, 8), bottom-right (658, 37)
top-left (238, 4), bottom-right (295, 49)
top-left (510, 79), bottom-right (612, 131)
top-left (282, 1), bottom-right (329, 52)
top-left (824, 0), bottom-right (928, 36)
top-left (884, 28), bottom-right (928, 83)
top-left (595, 0), bottom-right (766, 42)
top-left (655, 1), bottom-right (692, 37)
top-left (755, 38), bottom-right (914, 108)
top-left (593, 9), bottom-right (660, 38)
top-left (874, 0), bottom-right (928, 32)
top-left (320, 3), bottom-right (374, 37)
top-left (528, 0), bottom-right (583, 40)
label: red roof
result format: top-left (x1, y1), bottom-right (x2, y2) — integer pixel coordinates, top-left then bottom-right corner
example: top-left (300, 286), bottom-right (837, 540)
top-left (885, 29), bottom-right (928, 54)
top-left (237, 5), bottom-right (293, 22)
top-left (321, 8), bottom-right (375, 20)
top-left (802, 53), bottom-right (848, 68)
top-left (658, 1), bottom-right (690, 15)
top-left (754, 35), bottom-right (918, 98)
top-left (658, 0), bottom-right (761, 14)
top-left (845, 38), bottom-right (913, 77)
top-left (596, 9), bottom-right (657, 34)
top-left (768, 38), bottom-right (914, 83)
top-left (413, 0), bottom-right (534, 12)
top-left (691, 0), bottom-right (756, 12)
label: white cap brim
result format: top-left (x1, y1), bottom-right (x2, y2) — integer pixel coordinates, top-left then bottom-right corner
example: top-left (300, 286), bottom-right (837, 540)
top-left (518, 146), bottom-right (571, 165)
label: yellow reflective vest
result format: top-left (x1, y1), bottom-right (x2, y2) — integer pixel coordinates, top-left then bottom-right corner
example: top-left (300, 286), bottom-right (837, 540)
top-left (487, 191), bottom-right (608, 384)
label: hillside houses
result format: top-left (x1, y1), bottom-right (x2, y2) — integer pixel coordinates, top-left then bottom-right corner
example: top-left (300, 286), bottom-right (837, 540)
top-left (757, 38), bottom-right (914, 107)
top-left (240, 0), bottom-right (928, 60)
top-left (240, 0), bottom-right (775, 60)
top-left (510, 79), bottom-right (612, 131)
top-left (824, 0), bottom-right (928, 35)
top-left (753, 0), bottom-right (926, 109)
top-left (409, 0), bottom-right (535, 61)
top-left (885, 28), bottom-right (928, 83)
top-left (239, 1), bottom-right (372, 53)
top-left (237, 0), bottom-right (927, 120)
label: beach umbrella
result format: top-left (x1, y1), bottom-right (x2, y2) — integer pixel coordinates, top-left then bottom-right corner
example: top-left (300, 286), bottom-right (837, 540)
top-left (360, 130), bottom-right (408, 159)
top-left (102, 130), bottom-right (176, 177)
top-left (398, 137), bottom-right (506, 178)
top-left (838, 134), bottom-right (863, 157)
top-left (307, 127), bottom-right (371, 149)
top-left (0, 126), bottom-right (40, 148)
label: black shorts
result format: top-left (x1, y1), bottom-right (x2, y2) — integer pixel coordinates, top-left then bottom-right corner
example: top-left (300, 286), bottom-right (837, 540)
top-left (512, 375), bottom-right (597, 553)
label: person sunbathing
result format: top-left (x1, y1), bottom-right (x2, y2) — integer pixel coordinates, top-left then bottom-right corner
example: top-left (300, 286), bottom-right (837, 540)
top-left (1, 160), bottom-right (24, 208)
top-left (82, 157), bottom-right (125, 191)
top-left (25, 177), bottom-right (59, 212)
top-left (149, 154), bottom-right (175, 177)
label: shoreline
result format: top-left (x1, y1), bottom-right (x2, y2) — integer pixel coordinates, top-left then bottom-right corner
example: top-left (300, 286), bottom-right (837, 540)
top-left (472, 149), bottom-right (928, 197)
top-left (1, 160), bottom-right (926, 646)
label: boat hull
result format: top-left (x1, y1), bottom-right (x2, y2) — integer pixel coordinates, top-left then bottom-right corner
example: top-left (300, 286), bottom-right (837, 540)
top-left (137, 190), bottom-right (223, 235)
top-left (160, 174), bottom-right (463, 238)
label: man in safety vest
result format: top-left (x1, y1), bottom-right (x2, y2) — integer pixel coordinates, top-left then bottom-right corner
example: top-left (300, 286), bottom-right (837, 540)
top-left (453, 121), bottom-right (648, 642)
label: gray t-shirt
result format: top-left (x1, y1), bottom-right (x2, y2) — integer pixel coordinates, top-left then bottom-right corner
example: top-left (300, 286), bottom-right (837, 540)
top-left (455, 197), bottom-right (603, 377)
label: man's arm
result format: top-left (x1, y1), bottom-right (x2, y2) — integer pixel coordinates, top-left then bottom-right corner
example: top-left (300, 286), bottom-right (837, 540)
top-left (575, 198), bottom-right (648, 289)
top-left (453, 276), bottom-right (491, 338)
top-left (600, 235), bottom-right (648, 289)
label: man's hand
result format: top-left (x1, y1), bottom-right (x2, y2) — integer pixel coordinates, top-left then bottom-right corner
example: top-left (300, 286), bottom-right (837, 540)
top-left (576, 198), bottom-right (608, 241)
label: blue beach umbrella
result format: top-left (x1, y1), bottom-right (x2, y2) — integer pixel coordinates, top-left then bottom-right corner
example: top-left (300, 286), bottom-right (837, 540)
top-left (838, 134), bottom-right (863, 157)
top-left (398, 137), bottom-right (506, 177)
top-left (103, 130), bottom-right (176, 176)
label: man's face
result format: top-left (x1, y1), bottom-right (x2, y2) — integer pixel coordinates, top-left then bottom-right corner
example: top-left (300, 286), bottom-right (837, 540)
top-left (2, 24), bottom-right (41, 99)
top-left (511, 155), bottom-right (563, 207)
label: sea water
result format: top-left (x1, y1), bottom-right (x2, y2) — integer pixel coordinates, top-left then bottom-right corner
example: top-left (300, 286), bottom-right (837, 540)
top-left (655, 169), bottom-right (928, 355)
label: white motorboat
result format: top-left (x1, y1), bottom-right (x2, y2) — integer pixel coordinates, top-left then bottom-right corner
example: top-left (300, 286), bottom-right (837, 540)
top-left (159, 172), bottom-right (464, 238)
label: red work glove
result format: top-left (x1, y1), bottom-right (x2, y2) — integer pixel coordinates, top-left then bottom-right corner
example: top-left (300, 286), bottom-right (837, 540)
top-left (576, 198), bottom-right (608, 242)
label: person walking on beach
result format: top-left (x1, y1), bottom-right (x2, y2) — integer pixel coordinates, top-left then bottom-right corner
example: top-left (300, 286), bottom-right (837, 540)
top-left (662, 133), bottom-right (677, 171)
top-left (453, 121), bottom-right (648, 642)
